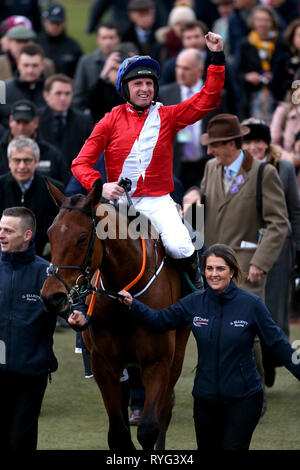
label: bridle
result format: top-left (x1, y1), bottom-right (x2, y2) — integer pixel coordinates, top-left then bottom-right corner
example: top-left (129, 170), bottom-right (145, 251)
top-left (46, 205), bottom-right (108, 306)
top-left (46, 198), bottom-right (166, 310)
top-left (46, 203), bottom-right (150, 307)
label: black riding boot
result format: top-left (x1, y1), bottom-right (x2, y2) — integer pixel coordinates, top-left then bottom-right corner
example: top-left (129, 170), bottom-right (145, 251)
top-left (177, 251), bottom-right (204, 290)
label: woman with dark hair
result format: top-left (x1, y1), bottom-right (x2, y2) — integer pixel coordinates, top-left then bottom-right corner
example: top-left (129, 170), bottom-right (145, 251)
top-left (234, 4), bottom-right (289, 122)
top-left (116, 243), bottom-right (300, 450)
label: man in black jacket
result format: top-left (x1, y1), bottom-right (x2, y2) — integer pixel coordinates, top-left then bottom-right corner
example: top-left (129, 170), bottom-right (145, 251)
top-left (2, 42), bottom-right (48, 126)
top-left (37, 3), bottom-right (83, 78)
top-left (0, 136), bottom-right (64, 257)
top-left (38, 74), bottom-right (94, 166)
top-left (0, 206), bottom-right (54, 451)
top-left (0, 99), bottom-right (70, 184)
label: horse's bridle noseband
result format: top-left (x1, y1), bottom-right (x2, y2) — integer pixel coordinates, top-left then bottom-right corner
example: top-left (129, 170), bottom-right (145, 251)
top-left (46, 205), bottom-right (106, 306)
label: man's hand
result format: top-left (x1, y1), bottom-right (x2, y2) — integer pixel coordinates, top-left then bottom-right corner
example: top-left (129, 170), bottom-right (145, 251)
top-left (102, 182), bottom-right (125, 200)
top-left (181, 189), bottom-right (201, 218)
top-left (205, 32), bottom-right (223, 52)
top-left (247, 265), bottom-right (265, 283)
top-left (100, 51), bottom-right (120, 80)
top-left (68, 310), bottom-right (87, 327)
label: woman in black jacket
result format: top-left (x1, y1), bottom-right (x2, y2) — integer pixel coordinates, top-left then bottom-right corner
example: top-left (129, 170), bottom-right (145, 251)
top-left (116, 243), bottom-right (300, 450)
top-left (234, 4), bottom-right (289, 122)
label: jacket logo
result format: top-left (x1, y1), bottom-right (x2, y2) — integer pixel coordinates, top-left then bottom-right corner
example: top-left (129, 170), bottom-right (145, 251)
top-left (193, 316), bottom-right (209, 327)
top-left (230, 320), bottom-right (248, 327)
top-left (22, 294), bottom-right (40, 302)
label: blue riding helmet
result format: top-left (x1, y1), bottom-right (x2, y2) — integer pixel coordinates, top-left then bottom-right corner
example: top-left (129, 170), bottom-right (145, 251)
top-left (116, 55), bottom-right (160, 105)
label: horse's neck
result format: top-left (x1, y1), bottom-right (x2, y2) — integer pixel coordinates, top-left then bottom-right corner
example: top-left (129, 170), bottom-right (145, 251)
top-left (96, 203), bottom-right (161, 278)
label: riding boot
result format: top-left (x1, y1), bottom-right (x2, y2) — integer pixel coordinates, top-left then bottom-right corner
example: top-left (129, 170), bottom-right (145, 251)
top-left (176, 251), bottom-right (204, 290)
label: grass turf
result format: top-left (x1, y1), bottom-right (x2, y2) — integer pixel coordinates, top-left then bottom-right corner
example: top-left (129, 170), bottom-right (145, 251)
top-left (38, 322), bottom-right (300, 450)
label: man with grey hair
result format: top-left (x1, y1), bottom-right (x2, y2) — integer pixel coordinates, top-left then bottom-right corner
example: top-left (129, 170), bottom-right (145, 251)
top-left (159, 47), bottom-right (229, 189)
top-left (0, 136), bottom-right (64, 257)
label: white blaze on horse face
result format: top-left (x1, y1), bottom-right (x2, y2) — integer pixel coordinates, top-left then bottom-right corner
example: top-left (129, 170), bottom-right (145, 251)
top-left (60, 224), bottom-right (69, 233)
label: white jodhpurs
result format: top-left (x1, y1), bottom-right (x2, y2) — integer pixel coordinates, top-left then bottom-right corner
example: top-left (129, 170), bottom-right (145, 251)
top-left (127, 194), bottom-right (195, 259)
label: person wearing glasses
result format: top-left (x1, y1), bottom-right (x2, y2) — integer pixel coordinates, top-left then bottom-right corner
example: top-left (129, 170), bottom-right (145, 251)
top-left (71, 32), bottom-right (225, 289)
top-left (0, 136), bottom-right (64, 257)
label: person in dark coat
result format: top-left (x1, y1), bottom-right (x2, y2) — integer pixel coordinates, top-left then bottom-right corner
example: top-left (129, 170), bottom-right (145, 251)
top-left (86, 0), bottom-right (170, 36)
top-left (234, 4), bottom-right (289, 121)
top-left (121, 0), bottom-right (162, 63)
top-left (0, 99), bottom-right (70, 184)
top-left (0, 136), bottom-right (64, 257)
top-left (85, 43), bottom-right (139, 123)
top-left (242, 118), bottom-right (300, 386)
top-left (0, 207), bottom-right (55, 451)
top-left (38, 74), bottom-right (94, 167)
top-left (2, 42), bottom-right (48, 127)
top-left (37, 3), bottom-right (83, 78)
top-left (72, 21), bottom-right (121, 111)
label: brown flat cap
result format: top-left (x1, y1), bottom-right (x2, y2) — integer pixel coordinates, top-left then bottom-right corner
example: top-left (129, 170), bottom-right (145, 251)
top-left (128, 0), bottom-right (155, 11)
top-left (201, 114), bottom-right (250, 145)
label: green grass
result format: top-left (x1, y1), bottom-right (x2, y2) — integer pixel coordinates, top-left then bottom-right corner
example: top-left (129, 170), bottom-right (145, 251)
top-left (38, 322), bottom-right (300, 450)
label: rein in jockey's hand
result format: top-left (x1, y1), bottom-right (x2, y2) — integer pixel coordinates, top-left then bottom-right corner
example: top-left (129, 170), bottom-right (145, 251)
top-left (205, 32), bottom-right (223, 52)
top-left (102, 182), bottom-right (125, 201)
top-left (118, 290), bottom-right (133, 307)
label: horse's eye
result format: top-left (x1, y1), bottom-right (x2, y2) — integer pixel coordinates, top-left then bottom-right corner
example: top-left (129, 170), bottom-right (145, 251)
top-left (78, 234), bottom-right (89, 244)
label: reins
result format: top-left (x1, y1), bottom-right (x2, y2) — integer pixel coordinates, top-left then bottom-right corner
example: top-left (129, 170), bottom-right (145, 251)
top-left (87, 235), bottom-right (147, 316)
top-left (47, 199), bottom-right (162, 315)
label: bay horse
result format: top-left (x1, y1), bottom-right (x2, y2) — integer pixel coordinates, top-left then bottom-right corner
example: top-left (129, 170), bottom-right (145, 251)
top-left (41, 179), bottom-right (190, 450)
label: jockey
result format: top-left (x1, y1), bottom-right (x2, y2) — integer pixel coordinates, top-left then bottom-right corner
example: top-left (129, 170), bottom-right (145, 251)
top-left (71, 32), bottom-right (225, 289)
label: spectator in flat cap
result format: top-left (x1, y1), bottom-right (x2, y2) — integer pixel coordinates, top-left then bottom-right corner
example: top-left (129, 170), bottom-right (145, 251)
top-left (37, 3), bottom-right (83, 78)
top-left (121, 0), bottom-right (162, 62)
top-left (86, 0), bottom-right (170, 36)
top-left (0, 99), bottom-right (70, 185)
top-left (0, 26), bottom-right (54, 81)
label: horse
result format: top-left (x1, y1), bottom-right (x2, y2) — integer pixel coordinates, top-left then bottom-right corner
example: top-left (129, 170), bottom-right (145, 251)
top-left (41, 179), bottom-right (191, 451)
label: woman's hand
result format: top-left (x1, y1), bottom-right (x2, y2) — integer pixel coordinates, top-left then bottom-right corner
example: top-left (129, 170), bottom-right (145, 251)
top-left (205, 32), bottom-right (223, 52)
top-left (118, 290), bottom-right (133, 307)
top-left (68, 310), bottom-right (87, 327)
top-left (245, 72), bottom-right (262, 86)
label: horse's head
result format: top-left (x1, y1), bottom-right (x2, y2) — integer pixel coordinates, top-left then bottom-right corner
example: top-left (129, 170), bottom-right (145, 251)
top-left (40, 179), bottom-right (104, 315)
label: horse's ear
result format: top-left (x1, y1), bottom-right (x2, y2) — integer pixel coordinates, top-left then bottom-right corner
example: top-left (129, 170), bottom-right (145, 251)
top-left (45, 178), bottom-right (65, 207)
top-left (86, 178), bottom-right (103, 207)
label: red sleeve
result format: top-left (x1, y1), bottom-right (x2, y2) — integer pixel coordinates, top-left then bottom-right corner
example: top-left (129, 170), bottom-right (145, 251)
top-left (71, 113), bottom-right (111, 191)
top-left (172, 64), bottom-right (225, 131)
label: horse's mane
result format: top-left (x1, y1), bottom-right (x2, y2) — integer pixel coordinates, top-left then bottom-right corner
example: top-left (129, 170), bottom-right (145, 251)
top-left (65, 194), bottom-right (159, 241)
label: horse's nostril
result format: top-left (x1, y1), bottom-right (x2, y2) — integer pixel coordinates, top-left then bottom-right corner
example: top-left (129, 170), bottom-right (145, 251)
top-left (42, 292), bottom-right (69, 313)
